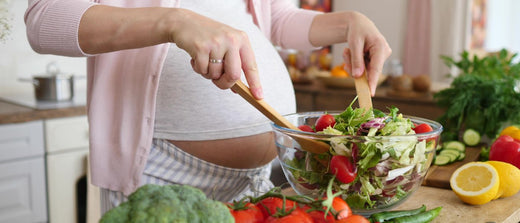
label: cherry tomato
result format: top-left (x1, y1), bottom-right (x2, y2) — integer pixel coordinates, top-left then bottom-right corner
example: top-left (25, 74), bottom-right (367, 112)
top-left (335, 214), bottom-right (370, 223)
top-left (264, 208), bottom-right (314, 223)
top-left (329, 155), bottom-right (357, 184)
top-left (301, 205), bottom-right (335, 223)
top-left (489, 135), bottom-right (520, 169)
top-left (256, 197), bottom-right (297, 218)
top-left (331, 197), bottom-right (352, 220)
top-left (298, 125), bottom-right (315, 132)
top-left (413, 123), bottom-right (433, 134)
top-left (315, 114), bottom-right (336, 132)
top-left (227, 202), bottom-right (264, 223)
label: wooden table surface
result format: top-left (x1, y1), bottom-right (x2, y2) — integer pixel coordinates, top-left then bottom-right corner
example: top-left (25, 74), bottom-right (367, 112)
top-left (282, 186), bottom-right (520, 223)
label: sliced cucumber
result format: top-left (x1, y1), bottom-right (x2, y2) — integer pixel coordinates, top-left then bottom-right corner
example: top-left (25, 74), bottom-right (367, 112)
top-left (457, 152), bottom-right (466, 161)
top-left (444, 141), bottom-right (466, 152)
top-left (434, 155), bottom-right (452, 166)
top-left (463, 128), bottom-right (481, 146)
top-left (439, 150), bottom-right (460, 162)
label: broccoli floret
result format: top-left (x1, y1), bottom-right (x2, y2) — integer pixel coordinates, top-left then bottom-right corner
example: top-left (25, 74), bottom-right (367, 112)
top-left (100, 184), bottom-right (234, 223)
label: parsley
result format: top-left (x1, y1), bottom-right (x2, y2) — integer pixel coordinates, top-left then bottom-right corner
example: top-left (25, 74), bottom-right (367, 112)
top-left (434, 49), bottom-right (520, 141)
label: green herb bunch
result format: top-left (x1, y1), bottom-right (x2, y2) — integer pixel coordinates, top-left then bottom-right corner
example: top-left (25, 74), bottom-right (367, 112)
top-left (434, 49), bottom-right (520, 142)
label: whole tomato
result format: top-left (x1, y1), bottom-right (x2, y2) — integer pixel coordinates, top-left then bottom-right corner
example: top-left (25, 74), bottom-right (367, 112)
top-left (256, 197), bottom-right (297, 218)
top-left (227, 202), bottom-right (264, 223)
top-left (315, 114), bottom-right (336, 132)
top-left (330, 197), bottom-right (352, 220)
top-left (489, 135), bottom-right (520, 169)
top-left (329, 155), bottom-right (357, 184)
top-left (301, 205), bottom-right (335, 223)
top-left (335, 214), bottom-right (370, 223)
top-left (264, 208), bottom-right (314, 223)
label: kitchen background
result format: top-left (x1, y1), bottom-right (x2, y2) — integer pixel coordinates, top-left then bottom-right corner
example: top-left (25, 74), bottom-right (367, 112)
top-left (1, 1), bottom-right (520, 223)
top-left (1, 0), bottom-right (519, 97)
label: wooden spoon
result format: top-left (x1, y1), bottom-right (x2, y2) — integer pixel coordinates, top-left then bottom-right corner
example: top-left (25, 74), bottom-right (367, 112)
top-left (231, 80), bottom-right (330, 154)
top-left (354, 70), bottom-right (373, 110)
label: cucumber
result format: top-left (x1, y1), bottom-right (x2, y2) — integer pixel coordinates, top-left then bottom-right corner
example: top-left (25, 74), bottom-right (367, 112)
top-left (434, 155), bottom-right (451, 166)
top-left (462, 128), bottom-right (481, 146)
top-left (439, 149), bottom-right (460, 162)
top-left (457, 152), bottom-right (466, 161)
top-left (443, 141), bottom-right (466, 152)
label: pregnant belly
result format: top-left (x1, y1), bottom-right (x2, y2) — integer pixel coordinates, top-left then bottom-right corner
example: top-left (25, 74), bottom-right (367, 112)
top-left (168, 132), bottom-right (278, 169)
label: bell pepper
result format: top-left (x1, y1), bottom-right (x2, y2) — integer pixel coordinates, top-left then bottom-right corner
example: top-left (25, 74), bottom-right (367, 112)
top-left (489, 135), bottom-right (520, 169)
top-left (499, 126), bottom-right (520, 141)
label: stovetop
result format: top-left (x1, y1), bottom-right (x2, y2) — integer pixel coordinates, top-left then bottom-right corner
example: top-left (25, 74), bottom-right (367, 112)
top-left (0, 91), bottom-right (86, 110)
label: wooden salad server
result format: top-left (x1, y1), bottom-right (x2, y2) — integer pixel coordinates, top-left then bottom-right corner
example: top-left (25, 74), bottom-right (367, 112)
top-left (354, 70), bottom-right (373, 110)
top-left (231, 80), bottom-right (330, 154)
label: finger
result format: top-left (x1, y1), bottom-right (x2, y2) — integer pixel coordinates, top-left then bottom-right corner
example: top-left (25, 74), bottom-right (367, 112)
top-left (342, 48), bottom-right (353, 75)
top-left (239, 39), bottom-right (262, 99)
top-left (213, 49), bottom-right (241, 89)
top-left (207, 51), bottom-right (225, 80)
top-left (193, 53), bottom-right (210, 76)
top-left (367, 46), bottom-right (392, 96)
top-left (348, 39), bottom-right (366, 78)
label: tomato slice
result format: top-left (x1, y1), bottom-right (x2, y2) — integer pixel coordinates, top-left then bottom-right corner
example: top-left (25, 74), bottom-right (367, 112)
top-left (413, 123), bottom-right (433, 134)
top-left (329, 155), bottom-right (357, 184)
top-left (315, 114), bottom-right (336, 132)
top-left (298, 125), bottom-right (315, 132)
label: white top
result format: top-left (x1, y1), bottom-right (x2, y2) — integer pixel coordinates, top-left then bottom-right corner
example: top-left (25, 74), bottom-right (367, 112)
top-left (153, 0), bottom-right (296, 140)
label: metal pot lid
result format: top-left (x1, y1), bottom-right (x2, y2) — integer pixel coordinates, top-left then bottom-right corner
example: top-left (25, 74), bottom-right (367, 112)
top-left (32, 61), bottom-right (73, 79)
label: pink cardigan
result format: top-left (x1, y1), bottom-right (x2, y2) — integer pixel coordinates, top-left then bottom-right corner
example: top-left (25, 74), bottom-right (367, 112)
top-left (25, 0), bottom-right (320, 195)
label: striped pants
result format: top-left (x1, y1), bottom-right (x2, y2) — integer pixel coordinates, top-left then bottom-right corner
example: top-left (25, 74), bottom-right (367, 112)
top-left (100, 138), bottom-right (274, 214)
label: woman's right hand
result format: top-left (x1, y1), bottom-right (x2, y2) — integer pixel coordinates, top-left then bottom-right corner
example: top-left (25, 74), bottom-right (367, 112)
top-left (163, 9), bottom-right (263, 99)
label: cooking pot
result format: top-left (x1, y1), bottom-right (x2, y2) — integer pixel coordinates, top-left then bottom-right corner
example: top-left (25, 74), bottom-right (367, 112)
top-left (21, 62), bottom-right (75, 101)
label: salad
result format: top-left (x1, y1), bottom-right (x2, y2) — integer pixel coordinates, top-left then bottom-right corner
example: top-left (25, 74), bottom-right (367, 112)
top-left (282, 100), bottom-right (440, 211)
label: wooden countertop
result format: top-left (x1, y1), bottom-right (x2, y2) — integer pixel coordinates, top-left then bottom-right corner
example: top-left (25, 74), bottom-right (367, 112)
top-left (0, 100), bottom-right (86, 124)
top-left (283, 186), bottom-right (520, 223)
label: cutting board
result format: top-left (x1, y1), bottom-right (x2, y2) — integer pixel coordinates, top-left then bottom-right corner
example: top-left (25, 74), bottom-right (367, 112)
top-left (422, 147), bottom-right (482, 189)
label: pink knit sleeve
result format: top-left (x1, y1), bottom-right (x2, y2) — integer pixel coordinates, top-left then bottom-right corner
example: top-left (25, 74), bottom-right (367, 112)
top-left (25, 0), bottom-right (96, 57)
top-left (269, 0), bottom-right (322, 51)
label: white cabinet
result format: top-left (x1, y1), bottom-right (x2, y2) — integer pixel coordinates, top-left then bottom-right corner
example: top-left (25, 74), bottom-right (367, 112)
top-left (44, 116), bottom-right (90, 223)
top-left (0, 121), bottom-right (47, 223)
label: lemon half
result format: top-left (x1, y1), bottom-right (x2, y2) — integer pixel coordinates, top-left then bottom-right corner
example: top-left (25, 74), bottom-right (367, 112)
top-left (487, 161), bottom-right (520, 198)
top-left (450, 162), bottom-right (499, 205)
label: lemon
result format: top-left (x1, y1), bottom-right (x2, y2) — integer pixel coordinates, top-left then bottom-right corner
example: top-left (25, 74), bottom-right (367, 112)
top-left (487, 161), bottom-right (520, 198)
top-left (450, 162), bottom-right (499, 205)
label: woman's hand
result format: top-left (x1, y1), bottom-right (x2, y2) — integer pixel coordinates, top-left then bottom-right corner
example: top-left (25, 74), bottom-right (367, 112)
top-left (310, 11), bottom-right (392, 96)
top-left (166, 9), bottom-right (263, 99)
top-left (78, 6), bottom-right (263, 99)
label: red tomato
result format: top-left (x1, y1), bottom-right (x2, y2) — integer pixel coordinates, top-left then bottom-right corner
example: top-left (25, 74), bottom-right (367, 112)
top-left (315, 114), bottom-right (336, 132)
top-left (335, 214), bottom-right (370, 223)
top-left (413, 123), bottom-right (433, 134)
top-left (331, 197), bottom-right (352, 220)
top-left (298, 125), bottom-right (315, 132)
top-left (301, 206), bottom-right (335, 223)
top-left (264, 208), bottom-right (314, 223)
top-left (329, 155), bottom-right (357, 184)
top-left (256, 197), bottom-right (297, 218)
top-left (228, 202), bottom-right (264, 223)
top-left (489, 135), bottom-right (520, 169)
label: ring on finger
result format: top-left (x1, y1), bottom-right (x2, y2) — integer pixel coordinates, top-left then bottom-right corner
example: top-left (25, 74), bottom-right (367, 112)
top-left (209, 59), bottom-right (224, 64)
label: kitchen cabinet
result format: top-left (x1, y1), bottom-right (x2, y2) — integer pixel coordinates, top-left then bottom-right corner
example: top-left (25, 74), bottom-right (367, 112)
top-left (44, 116), bottom-right (90, 223)
top-left (0, 121), bottom-right (47, 223)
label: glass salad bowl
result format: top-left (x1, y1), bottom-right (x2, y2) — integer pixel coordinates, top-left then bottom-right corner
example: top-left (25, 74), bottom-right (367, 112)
top-left (271, 111), bottom-right (442, 216)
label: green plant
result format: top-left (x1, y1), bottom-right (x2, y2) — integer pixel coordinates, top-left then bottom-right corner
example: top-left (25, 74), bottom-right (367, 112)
top-left (434, 49), bottom-right (520, 142)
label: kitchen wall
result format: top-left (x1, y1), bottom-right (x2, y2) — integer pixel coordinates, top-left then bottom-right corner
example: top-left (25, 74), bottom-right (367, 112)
top-left (0, 1), bottom-right (86, 96)
top-left (0, 0), bottom-right (405, 97)
top-left (331, 0), bottom-right (408, 66)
